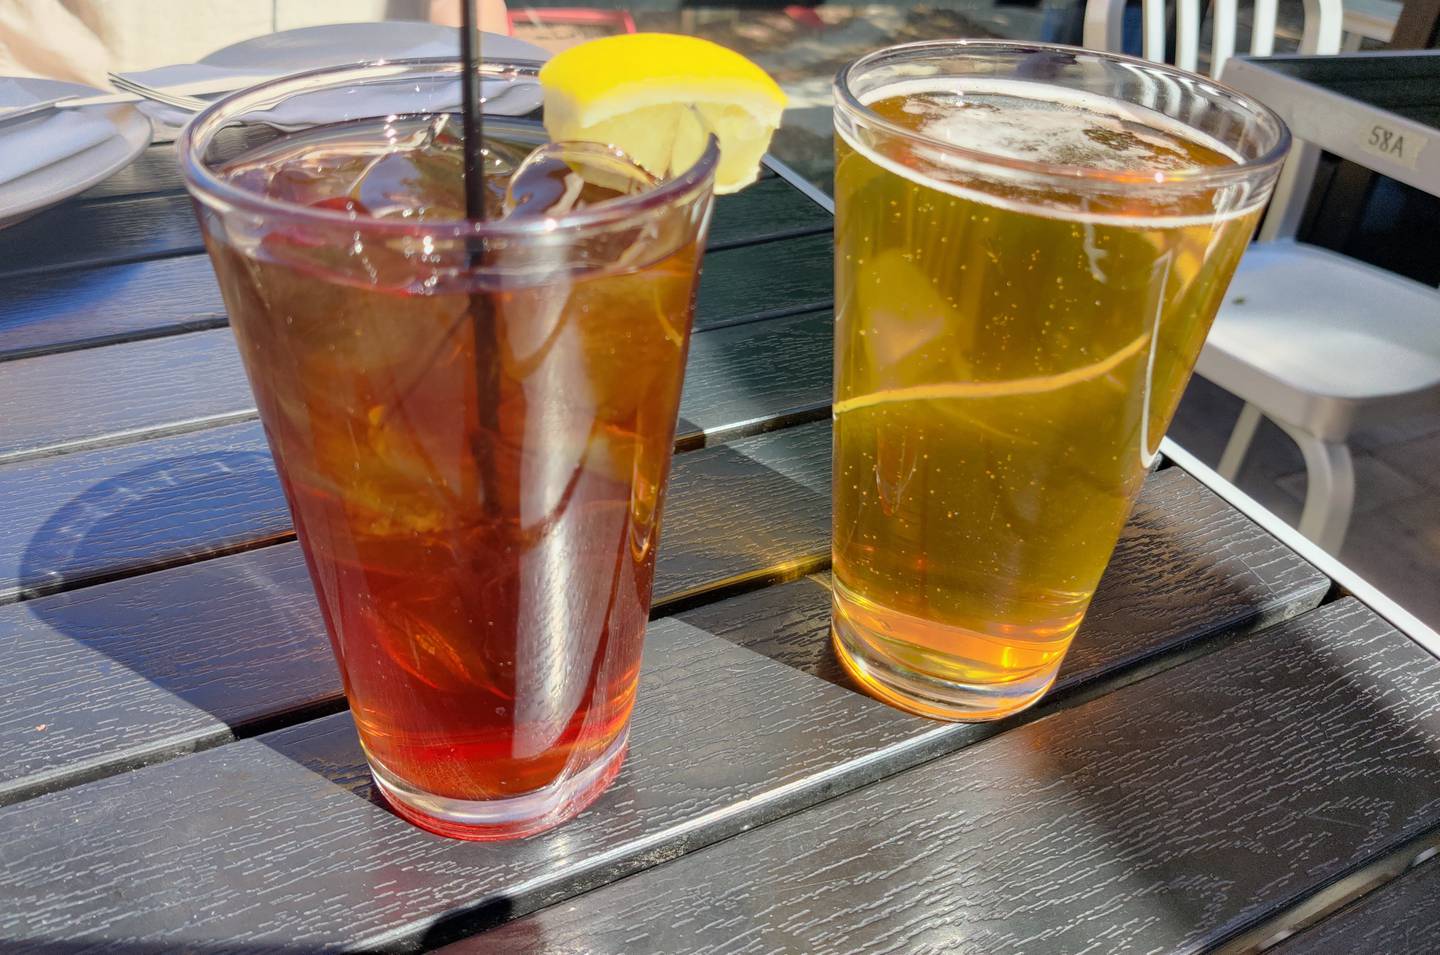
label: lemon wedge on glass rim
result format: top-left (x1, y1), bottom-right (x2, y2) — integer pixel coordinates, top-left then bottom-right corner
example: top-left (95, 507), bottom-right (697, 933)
top-left (539, 34), bottom-right (786, 194)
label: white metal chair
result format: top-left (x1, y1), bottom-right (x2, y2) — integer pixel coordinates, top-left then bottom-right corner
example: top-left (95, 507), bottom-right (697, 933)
top-left (1340, 0), bottom-right (1401, 49)
top-left (1084, 0), bottom-right (1440, 554)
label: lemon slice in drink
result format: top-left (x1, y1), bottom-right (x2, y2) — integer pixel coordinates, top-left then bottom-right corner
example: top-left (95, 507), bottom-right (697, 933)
top-left (539, 34), bottom-right (786, 194)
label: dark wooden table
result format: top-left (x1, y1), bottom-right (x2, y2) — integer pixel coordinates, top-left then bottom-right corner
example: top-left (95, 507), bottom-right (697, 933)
top-left (2, 136), bottom-right (1439, 953)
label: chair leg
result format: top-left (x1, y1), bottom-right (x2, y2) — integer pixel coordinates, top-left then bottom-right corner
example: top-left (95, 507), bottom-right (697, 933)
top-left (1285, 427), bottom-right (1355, 554)
top-left (1217, 402), bottom-right (1263, 481)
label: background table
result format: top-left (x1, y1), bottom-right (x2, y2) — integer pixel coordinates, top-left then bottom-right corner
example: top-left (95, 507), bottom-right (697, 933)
top-left (1, 134), bottom-right (1439, 952)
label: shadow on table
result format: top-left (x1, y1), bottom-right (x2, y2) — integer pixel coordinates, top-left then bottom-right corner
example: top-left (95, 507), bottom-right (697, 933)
top-left (13, 440), bottom-right (1440, 951)
top-left (399, 596), bottom-right (1440, 953)
top-left (13, 451), bottom-right (338, 786)
top-left (6, 433), bottom-right (846, 950)
top-left (687, 461), bottom-right (1298, 705)
top-left (0, 262), bottom-right (153, 359)
top-left (14, 434), bottom-right (831, 797)
top-left (14, 446), bottom-right (288, 599)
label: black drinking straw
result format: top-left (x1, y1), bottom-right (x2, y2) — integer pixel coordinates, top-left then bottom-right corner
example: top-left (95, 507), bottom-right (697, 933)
top-left (459, 1), bottom-right (501, 514)
top-left (459, 0), bottom-right (486, 219)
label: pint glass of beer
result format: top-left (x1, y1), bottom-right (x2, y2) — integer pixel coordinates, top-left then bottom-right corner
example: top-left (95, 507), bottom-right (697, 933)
top-left (832, 42), bottom-right (1288, 721)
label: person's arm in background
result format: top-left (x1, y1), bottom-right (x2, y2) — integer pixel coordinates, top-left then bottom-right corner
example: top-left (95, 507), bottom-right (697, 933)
top-left (0, 0), bottom-right (273, 83)
top-left (429, 0), bottom-right (511, 34)
top-left (0, 0), bottom-right (111, 87)
top-left (0, 0), bottom-right (509, 91)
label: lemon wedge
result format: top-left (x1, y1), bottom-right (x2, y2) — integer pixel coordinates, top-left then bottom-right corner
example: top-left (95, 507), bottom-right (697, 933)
top-left (539, 34), bottom-right (786, 194)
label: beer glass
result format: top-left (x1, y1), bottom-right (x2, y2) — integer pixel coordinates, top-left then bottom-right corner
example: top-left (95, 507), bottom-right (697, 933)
top-left (831, 42), bottom-right (1288, 720)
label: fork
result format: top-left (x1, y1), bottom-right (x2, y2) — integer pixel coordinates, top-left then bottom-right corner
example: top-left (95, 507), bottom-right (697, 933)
top-left (106, 73), bottom-right (211, 113)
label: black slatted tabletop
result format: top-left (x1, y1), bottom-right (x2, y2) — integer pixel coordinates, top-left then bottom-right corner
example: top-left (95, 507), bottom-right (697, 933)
top-left (1, 136), bottom-right (1437, 953)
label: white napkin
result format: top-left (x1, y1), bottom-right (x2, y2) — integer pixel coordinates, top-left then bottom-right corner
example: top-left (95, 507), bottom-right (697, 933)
top-left (0, 80), bottom-right (118, 186)
top-left (123, 41), bottom-right (541, 129)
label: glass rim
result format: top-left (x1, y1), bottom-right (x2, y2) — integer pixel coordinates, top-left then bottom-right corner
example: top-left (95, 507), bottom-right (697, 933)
top-left (833, 39), bottom-right (1292, 189)
top-left (178, 56), bottom-right (721, 237)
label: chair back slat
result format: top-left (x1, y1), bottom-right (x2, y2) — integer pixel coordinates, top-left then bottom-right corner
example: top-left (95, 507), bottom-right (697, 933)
top-left (1143, 0), bottom-right (1169, 63)
top-left (1300, 0), bottom-right (1345, 53)
top-left (1250, 0), bottom-right (1279, 56)
top-left (1211, 0), bottom-right (1240, 77)
top-left (1085, 0), bottom-right (1344, 78)
top-left (1176, 0), bottom-right (1203, 73)
top-left (1082, 0), bottom-right (1127, 57)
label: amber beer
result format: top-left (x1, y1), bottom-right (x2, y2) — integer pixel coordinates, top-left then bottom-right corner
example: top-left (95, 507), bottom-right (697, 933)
top-left (832, 44), bottom-right (1288, 720)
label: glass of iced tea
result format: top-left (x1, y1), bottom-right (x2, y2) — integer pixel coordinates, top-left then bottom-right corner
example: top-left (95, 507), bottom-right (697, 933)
top-left (180, 60), bottom-right (718, 838)
top-left (831, 42), bottom-right (1288, 721)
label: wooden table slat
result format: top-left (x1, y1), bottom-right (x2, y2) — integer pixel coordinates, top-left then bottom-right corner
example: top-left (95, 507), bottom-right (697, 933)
top-left (0, 256), bottom-right (227, 363)
top-left (0, 300), bottom-right (831, 467)
top-left (0, 548), bottom-right (1329, 952)
top-left (456, 598), bottom-right (1440, 955)
top-left (0, 420), bottom-right (830, 803)
top-left (0, 447), bottom-right (1326, 830)
top-left (0, 231), bottom-right (835, 365)
top-left (0, 194), bottom-right (204, 279)
top-left (75, 141), bottom-right (188, 200)
top-left (0, 327), bottom-right (256, 464)
top-left (0, 607), bottom-right (930, 951)
top-left (0, 308), bottom-right (834, 602)
top-left (0, 233), bottom-right (833, 460)
top-left (0, 168), bottom-right (824, 285)
top-left (1269, 856), bottom-right (1440, 954)
top-left (0, 166), bottom-right (814, 363)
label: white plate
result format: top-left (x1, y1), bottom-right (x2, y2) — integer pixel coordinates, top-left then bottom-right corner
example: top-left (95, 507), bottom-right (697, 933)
top-left (0, 78), bottom-right (152, 228)
top-left (126, 22), bottom-right (547, 129)
top-left (199, 21), bottom-right (549, 70)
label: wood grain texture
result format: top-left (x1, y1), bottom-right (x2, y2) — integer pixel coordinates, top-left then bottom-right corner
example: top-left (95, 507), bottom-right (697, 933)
top-left (1269, 858), bottom-right (1440, 954)
top-left (0, 231), bottom-right (835, 460)
top-left (0, 175), bottom-right (828, 359)
top-left (0, 608), bottom-right (934, 951)
top-left (0, 544), bottom-right (328, 800)
top-left (0, 588), bottom-right (1359, 952)
top-left (0, 193), bottom-right (203, 278)
top-left (0, 169), bottom-right (825, 284)
top-left (0, 316), bottom-right (834, 602)
top-left (0, 255), bottom-right (226, 362)
top-left (700, 176), bottom-right (831, 250)
top-left (0, 229), bottom-right (835, 368)
top-left (77, 141), bottom-right (185, 200)
top-left (0, 422), bottom-right (832, 801)
top-left (675, 308), bottom-right (832, 448)
top-left (695, 232), bottom-right (831, 328)
top-left (0, 327), bottom-right (256, 462)
top-left (683, 466), bottom-right (1329, 695)
top-left (0, 418), bottom-right (288, 604)
top-left (462, 598), bottom-right (1440, 955)
top-left (0, 431), bottom-right (1327, 876)
top-left (0, 300), bottom-right (830, 466)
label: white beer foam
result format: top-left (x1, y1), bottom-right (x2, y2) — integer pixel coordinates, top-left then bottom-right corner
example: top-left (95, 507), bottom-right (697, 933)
top-left (843, 77), bottom-right (1263, 228)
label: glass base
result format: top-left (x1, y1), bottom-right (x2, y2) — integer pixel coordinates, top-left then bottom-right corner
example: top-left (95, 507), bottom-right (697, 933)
top-left (368, 729), bottom-right (629, 841)
top-left (833, 616), bottom-right (1060, 722)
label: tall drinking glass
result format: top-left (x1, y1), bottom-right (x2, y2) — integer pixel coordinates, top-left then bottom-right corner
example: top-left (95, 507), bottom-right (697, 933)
top-left (181, 61), bottom-right (718, 838)
top-left (832, 42), bottom-right (1288, 721)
